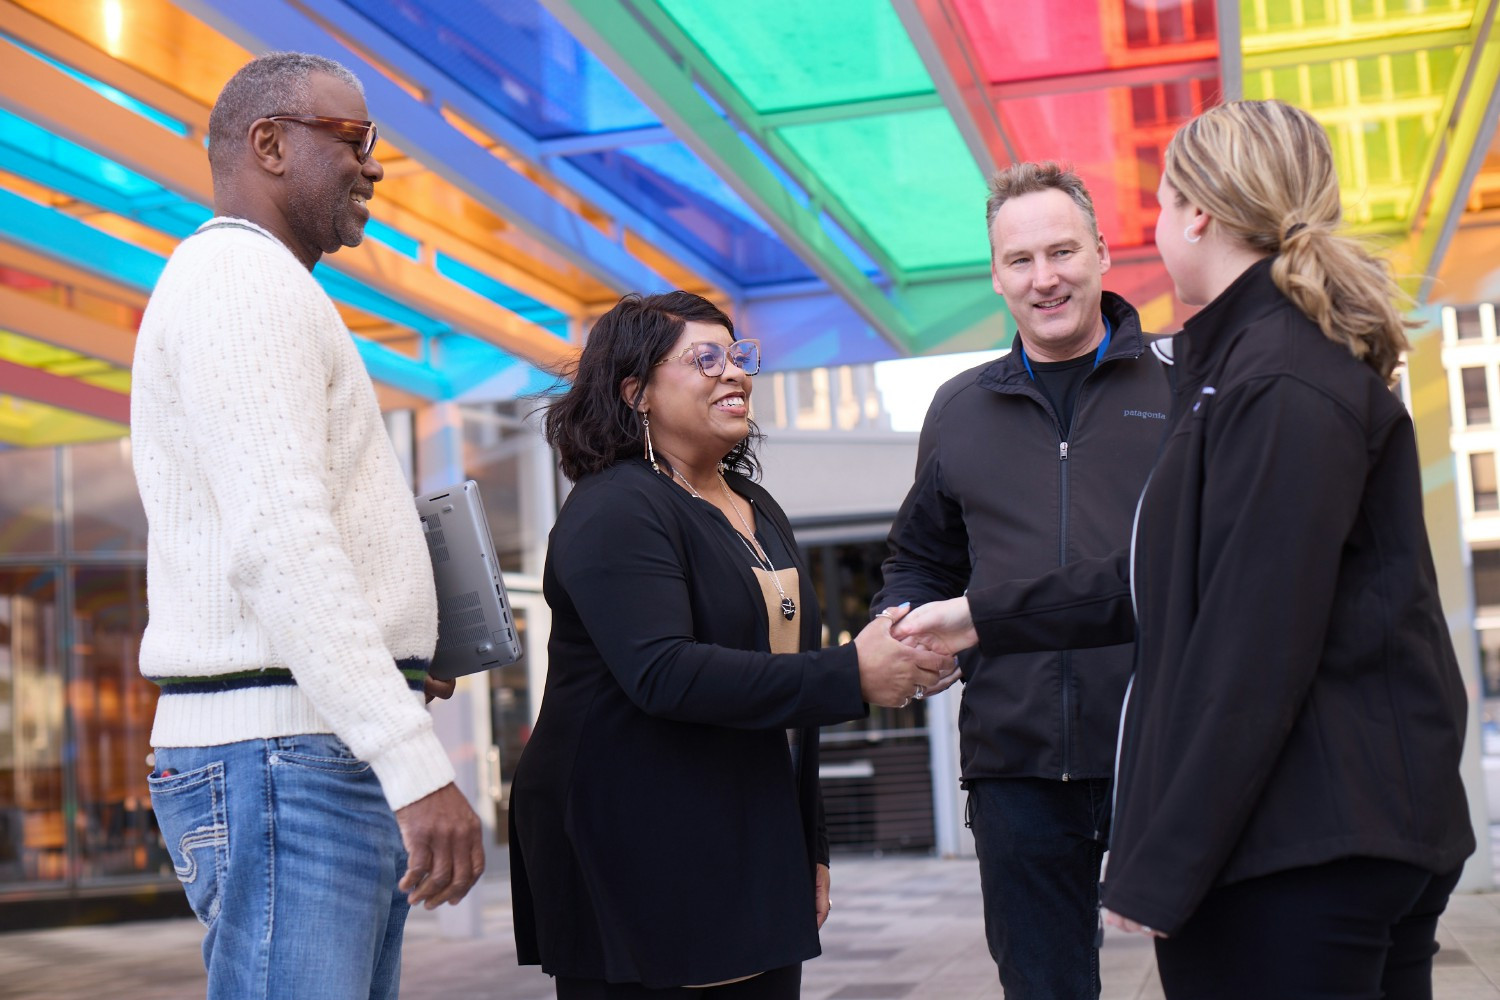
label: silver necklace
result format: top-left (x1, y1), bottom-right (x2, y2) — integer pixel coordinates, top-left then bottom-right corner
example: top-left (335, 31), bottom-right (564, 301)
top-left (671, 468), bottom-right (797, 621)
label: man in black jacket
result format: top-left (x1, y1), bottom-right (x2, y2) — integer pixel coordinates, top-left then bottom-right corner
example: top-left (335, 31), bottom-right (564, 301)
top-left (873, 163), bottom-right (1169, 999)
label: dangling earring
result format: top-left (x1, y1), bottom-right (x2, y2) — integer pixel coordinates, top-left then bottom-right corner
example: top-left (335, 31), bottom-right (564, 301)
top-left (1184, 226), bottom-right (1201, 244)
top-left (642, 413), bottom-right (659, 473)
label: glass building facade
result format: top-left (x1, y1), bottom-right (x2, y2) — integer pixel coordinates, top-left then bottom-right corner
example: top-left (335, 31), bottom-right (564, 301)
top-left (0, 441), bottom-right (178, 924)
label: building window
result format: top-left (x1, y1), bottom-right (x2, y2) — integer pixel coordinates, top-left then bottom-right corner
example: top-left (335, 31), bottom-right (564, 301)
top-left (1475, 548), bottom-right (1500, 608)
top-left (1461, 367), bottom-right (1491, 426)
top-left (1455, 305), bottom-right (1486, 342)
top-left (1474, 453), bottom-right (1500, 512)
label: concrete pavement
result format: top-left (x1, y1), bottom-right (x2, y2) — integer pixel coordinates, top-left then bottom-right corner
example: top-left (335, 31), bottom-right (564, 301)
top-left (2, 852), bottom-right (1498, 999)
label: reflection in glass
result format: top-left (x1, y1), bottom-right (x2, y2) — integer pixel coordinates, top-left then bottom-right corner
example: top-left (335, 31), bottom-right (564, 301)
top-left (463, 408), bottom-right (529, 574)
top-left (69, 440), bottom-right (148, 554)
top-left (0, 568), bottom-right (62, 886)
top-left (488, 610), bottom-right (531, 844)
top-left (0, 448), bottom-right (59, 555)
top-left (71, 566), bottom-right (163, 881)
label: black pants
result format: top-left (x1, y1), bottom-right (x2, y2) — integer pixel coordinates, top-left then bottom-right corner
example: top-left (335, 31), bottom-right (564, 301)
top-left (555, 964), bottom-right (801, 999)
top-left (967, 777), bottom-right (1111, 999)
top-left (1154, 857), bottom-right (1463, 999)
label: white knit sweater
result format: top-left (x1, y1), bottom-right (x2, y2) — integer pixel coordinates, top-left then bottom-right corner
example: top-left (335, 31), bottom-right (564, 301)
top-left (131, 218), bottom-right (453, 811)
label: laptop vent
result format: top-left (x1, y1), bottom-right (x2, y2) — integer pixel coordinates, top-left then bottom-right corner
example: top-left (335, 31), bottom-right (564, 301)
top-left (436, 591), bottom-right (489, 648)
top-left (421, 515), bottom-right (450, 564)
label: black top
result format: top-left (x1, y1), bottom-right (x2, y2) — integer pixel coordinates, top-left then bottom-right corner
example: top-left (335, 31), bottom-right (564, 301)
top-left (509, 459), bottom-right (866, 988)
top-left (1029, 351), bottom-right (1095, 439)
top-left (967, 258), bottom-right (1474, 933)
top-left (874, 292), bottom-right (1170, 780)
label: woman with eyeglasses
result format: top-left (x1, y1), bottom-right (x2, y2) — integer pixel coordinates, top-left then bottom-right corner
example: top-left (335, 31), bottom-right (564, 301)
top-left (508, 292), bottom-right (956, 999)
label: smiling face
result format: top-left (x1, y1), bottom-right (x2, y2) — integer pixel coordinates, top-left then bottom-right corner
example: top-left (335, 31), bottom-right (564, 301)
top-left (640, 320), bottom-right (752, 464)
top-left (281, 73), bottom-right (383, 262)
top-left (989, 188), bottom-right (1112, 363)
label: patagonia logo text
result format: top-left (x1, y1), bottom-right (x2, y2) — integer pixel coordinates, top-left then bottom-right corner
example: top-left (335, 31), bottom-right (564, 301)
top-left (1123, 409), bottom-right (1166, 420)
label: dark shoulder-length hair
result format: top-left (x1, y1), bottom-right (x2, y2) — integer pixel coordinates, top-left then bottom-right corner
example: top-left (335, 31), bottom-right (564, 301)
top-left (545, 291), bottom-right (763, 483)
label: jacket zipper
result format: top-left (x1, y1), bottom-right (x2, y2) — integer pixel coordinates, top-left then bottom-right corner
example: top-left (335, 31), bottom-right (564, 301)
top-left (1059, 438), bottom-right (1072, 781)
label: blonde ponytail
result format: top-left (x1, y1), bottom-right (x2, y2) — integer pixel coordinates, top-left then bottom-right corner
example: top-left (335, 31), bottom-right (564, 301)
top-left (1165, 100), bottom-right (1412, 384)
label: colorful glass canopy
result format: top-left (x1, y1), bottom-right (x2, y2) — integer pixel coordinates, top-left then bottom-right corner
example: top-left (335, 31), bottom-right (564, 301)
top-left (0, 0), bottom-right (1498, 446)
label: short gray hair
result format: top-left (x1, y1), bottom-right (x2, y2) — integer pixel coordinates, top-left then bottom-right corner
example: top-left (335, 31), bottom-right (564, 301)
top-left (984, 162), bottom-right (1099, 246)
top-left (207, 52), bottom-right (363, 179)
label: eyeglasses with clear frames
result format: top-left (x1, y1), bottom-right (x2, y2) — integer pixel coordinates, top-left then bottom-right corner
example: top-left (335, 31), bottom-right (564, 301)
top-left (654, 339), bottom-right (761, 377)
top-left (266, 115), bottom-right (379, 162)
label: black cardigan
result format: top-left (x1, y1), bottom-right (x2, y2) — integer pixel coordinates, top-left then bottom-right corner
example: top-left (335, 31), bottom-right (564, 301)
top-left (967, 258), bottom-right (1474, 934)
top-left (509, 458), bottom-right (866, 988)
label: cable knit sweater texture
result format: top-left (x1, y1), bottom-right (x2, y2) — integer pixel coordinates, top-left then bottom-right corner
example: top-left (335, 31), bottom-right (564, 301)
top-left (131, 217), bottom-right (453, 811)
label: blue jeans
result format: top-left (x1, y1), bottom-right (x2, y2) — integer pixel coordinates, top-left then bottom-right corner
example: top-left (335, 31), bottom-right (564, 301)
top-left (149, 735), bottom-right (411, 1000)
top-left (967, 777), bottom-right (1110, 1000)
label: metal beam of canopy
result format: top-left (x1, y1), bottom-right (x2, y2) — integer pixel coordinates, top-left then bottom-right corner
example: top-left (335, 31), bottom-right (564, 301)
top-left (288, 0), bottom-right (743, 298)
top-left (891, 0), bottom-right (1009, 174)
top-left (1407, 0), bottom-right (1500, 302)
top-left (177, 0), bottom-right (676, 302)
top-left (0, 37), bottom-right (577, 377)
top-left (0, 357), bottom-right (129, 425)
top-left (540, 0), bottom-right (1001, 355)
top-left (0, 186), bottom-right (452, 402)
top-left (0, 285), bottom-right (135, 368)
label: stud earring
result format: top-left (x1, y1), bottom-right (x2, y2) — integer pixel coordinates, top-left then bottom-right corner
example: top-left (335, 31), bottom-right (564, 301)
top-left (642, 413), bottom-right (659, 473)
top-left (1184, 226), bottom-right (1201, 245)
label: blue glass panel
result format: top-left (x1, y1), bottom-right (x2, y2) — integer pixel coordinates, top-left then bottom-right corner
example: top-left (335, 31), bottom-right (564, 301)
top-left (344, 0), bottom-right (656, 139)
top-left (566, 142), bottom-right (814, 286)
top-left (433, 253), bottom-right (569, 335)
top-left (0, 108), bottom-right (159, 199)
top-left (363, 218), bottom-right (421, 260)
top-left (2, 33), bottom-right (191, 137)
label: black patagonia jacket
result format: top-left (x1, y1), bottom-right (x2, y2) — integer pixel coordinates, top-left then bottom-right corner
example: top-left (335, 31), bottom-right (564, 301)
top-left (875, 291), bottom-right (1170, 780)
top-left (967, 258), bottom-right (1474, 934)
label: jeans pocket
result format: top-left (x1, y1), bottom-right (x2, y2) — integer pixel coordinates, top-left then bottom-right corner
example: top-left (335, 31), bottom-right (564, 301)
top-left (271, 735), bottom-right (371, 775)
top-left (148, 761), bottom-right (229, 928)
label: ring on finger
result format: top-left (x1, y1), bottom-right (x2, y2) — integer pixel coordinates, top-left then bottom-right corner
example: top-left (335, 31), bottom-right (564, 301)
top-left (913, 684), bottom-right (926, 700)
top-left (876, 609), bottom-right (896, 622)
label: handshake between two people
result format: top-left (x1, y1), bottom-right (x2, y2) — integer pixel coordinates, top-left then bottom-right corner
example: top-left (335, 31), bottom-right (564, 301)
top-left (853, 597), bottom-right (979, 709)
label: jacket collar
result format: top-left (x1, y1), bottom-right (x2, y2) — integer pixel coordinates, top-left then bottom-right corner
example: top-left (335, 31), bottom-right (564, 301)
top-left (1176, 255), bottom-right (1285, 385)
top-left (979, 290), bottom-right (1147, 391)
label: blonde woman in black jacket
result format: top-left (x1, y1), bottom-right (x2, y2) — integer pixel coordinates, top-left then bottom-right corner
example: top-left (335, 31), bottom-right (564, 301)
top-left (509, 292), bottom-right (955, 999)
top-left (893, 99), bottom-right (1474, 998)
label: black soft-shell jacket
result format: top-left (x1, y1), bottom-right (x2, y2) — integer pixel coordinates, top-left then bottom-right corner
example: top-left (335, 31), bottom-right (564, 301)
top-left (509, 459), bottom-right (866, 988)
top-left (875, 292), bottom-right (1169, 780)
top-left (967, 259), bottom-right (1474, 935)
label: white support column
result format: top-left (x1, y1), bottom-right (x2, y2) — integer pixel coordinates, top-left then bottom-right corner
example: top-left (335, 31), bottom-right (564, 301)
top-left (414, 400), bottom-right (488, 937)
top-left (928, 689), bottom-right (974, 858)
top-left (416, 401), bottom-right (465, 493)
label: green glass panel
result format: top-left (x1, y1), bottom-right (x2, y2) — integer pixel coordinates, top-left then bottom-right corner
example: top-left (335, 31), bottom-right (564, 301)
top-left (655, 0), bottom-right (934, 113)
top-left (777, 109), bottom-right (990, 271)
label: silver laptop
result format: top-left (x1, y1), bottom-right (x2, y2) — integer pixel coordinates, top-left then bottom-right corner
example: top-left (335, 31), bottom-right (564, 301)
top-left (415, 480), bottom-right (523, 680)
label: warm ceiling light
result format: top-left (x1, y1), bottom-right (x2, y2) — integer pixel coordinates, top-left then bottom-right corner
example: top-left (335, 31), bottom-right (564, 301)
top-left (103, 0), bottom-right (124, 54)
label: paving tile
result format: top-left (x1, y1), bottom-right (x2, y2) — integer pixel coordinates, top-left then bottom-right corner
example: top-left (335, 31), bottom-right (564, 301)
top-left (1, 855), bottom-right (1497, 999)
top-left (825, 985), bottom-right (917, 999)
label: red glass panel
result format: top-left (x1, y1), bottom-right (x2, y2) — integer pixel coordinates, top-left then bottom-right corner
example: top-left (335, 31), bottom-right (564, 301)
top-left (994, 77), bottom-right (1220, 249)
top-left (953, 0), bottom-right (1218, 83)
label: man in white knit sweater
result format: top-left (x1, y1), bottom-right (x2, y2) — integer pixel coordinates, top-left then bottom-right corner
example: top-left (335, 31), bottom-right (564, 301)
top-left (131, 52), bottom-right (482, 998)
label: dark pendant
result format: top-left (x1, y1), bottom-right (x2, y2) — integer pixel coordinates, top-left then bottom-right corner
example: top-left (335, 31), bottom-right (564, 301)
top-left (781, 598), bottom-right (797, 621)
